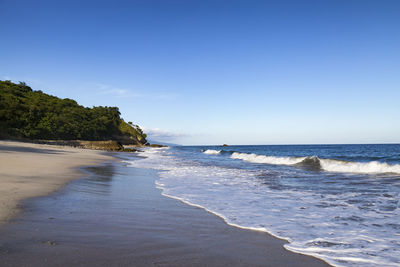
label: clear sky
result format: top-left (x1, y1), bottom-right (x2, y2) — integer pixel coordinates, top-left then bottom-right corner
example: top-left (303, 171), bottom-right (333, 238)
top-left (1, 0), bottom-right (399, 145)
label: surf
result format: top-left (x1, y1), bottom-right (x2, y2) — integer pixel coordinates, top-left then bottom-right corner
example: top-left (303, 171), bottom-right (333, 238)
top-left (228, 152), bottom-right (400, 174)
top-left (127, 146), bottom-right (400, 267)
top-left (202, 149), bottom-right (222, 155)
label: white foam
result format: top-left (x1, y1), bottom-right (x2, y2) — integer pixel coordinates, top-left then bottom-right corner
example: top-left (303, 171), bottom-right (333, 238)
top-left (320, 159), bottom-right (400, 174)
top-left (230, 152), bottom-right (400, 174)
top-left (127, 148), bottom-right (400, 267)
top-left (203, 149), bottom-right (221, 155)
top-left (231, 152), bottom-right (305, 165)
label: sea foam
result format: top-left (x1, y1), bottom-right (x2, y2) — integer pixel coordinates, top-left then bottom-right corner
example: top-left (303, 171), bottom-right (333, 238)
top-left (203, 149), bottom-right (221, 155)
top-left (231, 152), bottom-right (305, 165)
top-left (127, 147), bottom-right (400, 267)
top-left (319, 158), bottom-right (400, 174)
top-left (230, 152), bottom-right (400, 174)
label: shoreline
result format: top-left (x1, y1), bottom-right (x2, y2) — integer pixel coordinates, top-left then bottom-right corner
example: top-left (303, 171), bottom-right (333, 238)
top-left (0, 141), bottom-right (330, 266)
top-left (157, 187), bottom-right (335, 266)
top-left (0, 140), bottom-right (114, 224)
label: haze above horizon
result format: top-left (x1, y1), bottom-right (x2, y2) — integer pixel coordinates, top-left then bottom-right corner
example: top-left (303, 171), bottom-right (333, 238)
top-left (1, 0), bottom-right (399, 145)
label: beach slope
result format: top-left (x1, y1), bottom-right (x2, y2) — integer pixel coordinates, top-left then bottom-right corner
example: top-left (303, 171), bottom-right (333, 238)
top-left (0, 140), bottom-right (112, 224)
top-left (0, 157), bottom-right (330, 266)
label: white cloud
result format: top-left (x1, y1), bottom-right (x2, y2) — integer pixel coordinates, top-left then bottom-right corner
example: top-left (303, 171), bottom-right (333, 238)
top-left (142, 127), bottom-right (187, 142)
top-left (96, 83), bottom-right (144, 98)
top-left (96, 83), bottom-right (179, 100)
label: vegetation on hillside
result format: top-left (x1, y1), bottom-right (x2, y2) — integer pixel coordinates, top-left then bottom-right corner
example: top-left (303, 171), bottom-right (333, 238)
top-left (0, 80), bottom-right (147, 145)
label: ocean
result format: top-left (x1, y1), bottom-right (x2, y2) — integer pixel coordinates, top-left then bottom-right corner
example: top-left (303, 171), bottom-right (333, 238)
top-left (127, 144), bottom-right (400, 267)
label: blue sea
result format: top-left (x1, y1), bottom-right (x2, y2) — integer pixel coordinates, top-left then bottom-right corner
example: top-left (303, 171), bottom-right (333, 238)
top-left (127, 144), bottom-right (400, 267)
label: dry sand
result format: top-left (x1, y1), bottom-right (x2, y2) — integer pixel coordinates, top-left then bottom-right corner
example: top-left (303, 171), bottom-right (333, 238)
top-left (0, 140), bottom-right (112, 224)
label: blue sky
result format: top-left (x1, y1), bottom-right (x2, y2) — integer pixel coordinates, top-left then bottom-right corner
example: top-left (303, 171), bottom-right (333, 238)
top-left (1, 0), bottom-right (399, 145)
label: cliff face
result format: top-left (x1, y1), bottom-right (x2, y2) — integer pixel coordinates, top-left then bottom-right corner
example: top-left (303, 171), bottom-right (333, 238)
top-left (0, 80), bottom-right (147, 145)
top-left (115, 121), bottom-right (147, 145)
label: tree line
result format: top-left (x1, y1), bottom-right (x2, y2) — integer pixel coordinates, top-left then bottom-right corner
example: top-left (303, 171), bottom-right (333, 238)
top-left (0, 80), bottom-right (147, 144)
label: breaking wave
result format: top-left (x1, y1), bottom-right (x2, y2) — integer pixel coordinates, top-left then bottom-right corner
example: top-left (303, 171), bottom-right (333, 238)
top-left (203, 149), bottom-right (221, 155)
top-left (229, 152), bottom-right (400, 174)
top-left (319, 158), bottom-right (400, 174)
top-left (231, 152), bottom-right (305, 165)
top-left (127, 147), bottom-right (400, 267)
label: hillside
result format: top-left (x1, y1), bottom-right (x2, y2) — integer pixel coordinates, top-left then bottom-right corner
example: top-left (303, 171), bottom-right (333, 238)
top-left (0, 80), bottom-right (147, 145)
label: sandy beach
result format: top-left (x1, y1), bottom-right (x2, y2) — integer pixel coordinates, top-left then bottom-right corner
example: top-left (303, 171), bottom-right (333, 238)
top-left (0, 143), bottom-right (330, 266)
top-left (0, 140), bottom-right (112, 224)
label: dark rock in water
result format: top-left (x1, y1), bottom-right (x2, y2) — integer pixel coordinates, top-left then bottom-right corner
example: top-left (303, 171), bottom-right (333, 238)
top-left (296, 156), bottom-right (322, 171)
top-left (222, 144), bottom-right (229, 147)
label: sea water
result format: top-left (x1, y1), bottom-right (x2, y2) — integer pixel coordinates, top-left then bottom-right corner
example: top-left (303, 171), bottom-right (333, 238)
top-left (127, 144), bottom-right (400, 267)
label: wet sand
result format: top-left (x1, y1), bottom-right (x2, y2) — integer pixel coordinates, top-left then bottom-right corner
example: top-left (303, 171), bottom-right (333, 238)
top-left (0, 153), bottom-right (330, 266)
top-left (0, 140), bottom-right (112, 224)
